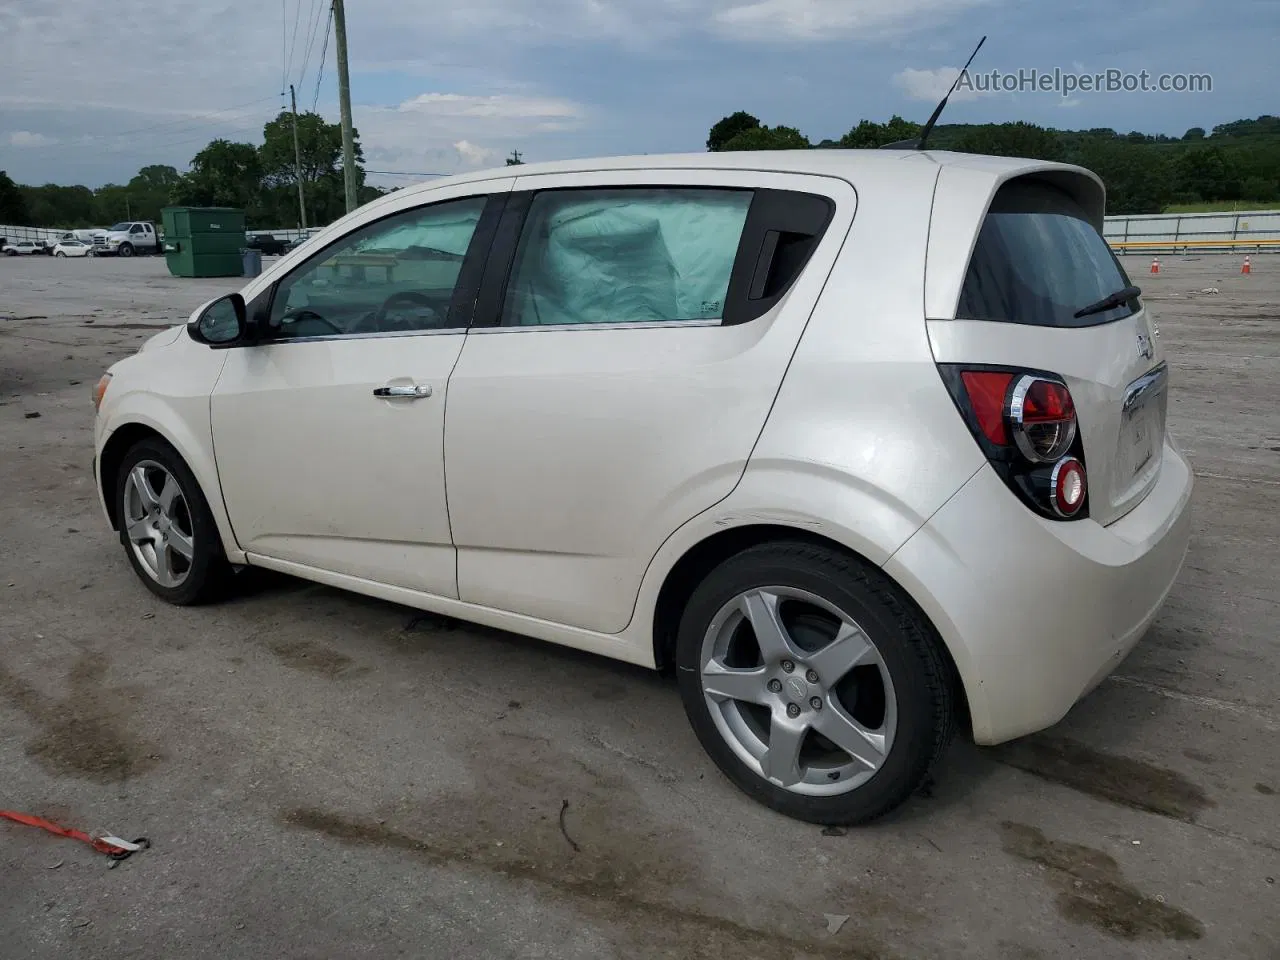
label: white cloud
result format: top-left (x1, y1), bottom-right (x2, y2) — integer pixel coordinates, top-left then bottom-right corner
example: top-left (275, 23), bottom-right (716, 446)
top-left (453, 140), bottom-right (497, 166)
top-left (355, 92), bottom-right (588, 175)
top-left (893, 66), bottom-right (987, 103)
top-left (7, 131), bottom-right (55, 148)
top-left (712, 0), bottom-right (993, 41)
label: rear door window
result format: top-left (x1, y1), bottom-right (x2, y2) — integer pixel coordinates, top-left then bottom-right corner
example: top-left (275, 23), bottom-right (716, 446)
top-left (500, 188), bottom-right (752, 327)
top-left (957, 180), bottom-right (1138, 327)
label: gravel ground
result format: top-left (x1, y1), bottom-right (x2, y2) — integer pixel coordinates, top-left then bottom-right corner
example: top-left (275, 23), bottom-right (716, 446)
top-left (1, 254), bottom-right (1277, 959)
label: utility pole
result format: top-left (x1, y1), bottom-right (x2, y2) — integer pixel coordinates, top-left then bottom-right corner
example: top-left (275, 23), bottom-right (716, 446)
top-left (332, 0), bottom-right (359, 213)
top-left (290, 83), bottom-right (307, 229)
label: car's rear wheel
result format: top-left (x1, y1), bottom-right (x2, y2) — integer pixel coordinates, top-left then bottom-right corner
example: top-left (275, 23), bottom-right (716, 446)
top-left (116, 439), bottom-right (231, 605)
top-left (118, 242), bottom-right (134, 257)
top-left (676, 541), bottom-right (955, 825)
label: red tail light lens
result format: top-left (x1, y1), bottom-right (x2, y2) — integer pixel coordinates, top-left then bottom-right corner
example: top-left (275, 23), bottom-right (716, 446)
top-left (1010, 376), bottom-right (1077, 463)
top-left (959, 371), bottom-right (1014, 445)
top-left (938, 364), bottom-right (1088, 521)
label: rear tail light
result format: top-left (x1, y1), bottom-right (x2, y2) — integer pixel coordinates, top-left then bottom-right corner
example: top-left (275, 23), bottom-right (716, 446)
top-left (939, 365), bottom-right (1089, 521)
top-left (1010, 376), bottom-right (1076, 463)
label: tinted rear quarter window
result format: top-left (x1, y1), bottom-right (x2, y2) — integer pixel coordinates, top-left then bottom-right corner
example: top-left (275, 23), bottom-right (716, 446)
top-left (957, 180), bottom-right (1138, 327)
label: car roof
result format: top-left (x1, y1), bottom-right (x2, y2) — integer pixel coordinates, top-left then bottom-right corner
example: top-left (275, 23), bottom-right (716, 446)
top-left (389, 148), bottom-right (1091, 197)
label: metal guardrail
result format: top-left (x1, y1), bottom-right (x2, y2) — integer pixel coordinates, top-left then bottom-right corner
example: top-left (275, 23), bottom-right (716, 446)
top-left (1110, 238), bottom-right (1280, 254)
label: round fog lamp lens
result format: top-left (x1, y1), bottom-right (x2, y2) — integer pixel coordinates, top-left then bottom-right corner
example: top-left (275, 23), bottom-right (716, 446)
top-left (1062, 469), bottom-right (1083, 505)
top-left (1051, 457), bottom-right (1087, 518)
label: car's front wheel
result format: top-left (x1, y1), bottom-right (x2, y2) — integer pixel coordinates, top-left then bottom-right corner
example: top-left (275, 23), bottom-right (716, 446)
top-left (54, 251), bottom-right (65, 258)
top-left (117, 242), bottom-right (134, 257)
top-left (116, 439), bottom-right (232, 605)
top-left (676, 541), bottom-right (955, 825)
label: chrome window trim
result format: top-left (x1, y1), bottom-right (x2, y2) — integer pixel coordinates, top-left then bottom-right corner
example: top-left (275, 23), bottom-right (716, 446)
top-left (258, 326), bottom-right (468, 345)
top-left (469, 319), bottom-right (723, 334)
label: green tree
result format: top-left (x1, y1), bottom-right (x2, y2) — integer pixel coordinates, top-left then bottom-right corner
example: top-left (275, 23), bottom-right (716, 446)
top-left (707, 111), bottom-right (761, 151)
top-left (175, 139), bottom-right (264, 211)
top-left (1241, 176), bottom-right (1279, 202)
top-left (720, 125), bottom-right (810, 151)
top-left (259, 110), bottom-right (365, 226)
top-left (122, 165), bottom-right (182, 223)
top-left (18, 184), bottom-right (95, 226)
top-left (1174, 146), bottom-right (1240, 203)
top-left (0, 170), bottom-right (30, 224)
top-left (954, 121), bottom-right (1064, 161)
top-left (839, 115), bottom-right (922, 148)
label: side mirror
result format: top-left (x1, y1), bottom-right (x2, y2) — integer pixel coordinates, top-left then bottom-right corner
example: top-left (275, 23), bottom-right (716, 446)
top-left (187, 293), bottom-right (248, 347)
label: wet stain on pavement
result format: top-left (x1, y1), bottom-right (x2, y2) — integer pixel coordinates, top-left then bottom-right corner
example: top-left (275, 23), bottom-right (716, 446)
top-left (283, 807), bottom-right (894, 960)
top-left (0, 651), bottom-right (157, 782)
top-left (282, 729), bottom-right (898, 959)
top-left (1256, 783), bottom-right (1275, 796)
top-left (265, 638), bottom-right (363, 679)
top-left (1001, 822), bottom-right (1203, 941)
top-left (992, 735), bottom-right (1214, 822)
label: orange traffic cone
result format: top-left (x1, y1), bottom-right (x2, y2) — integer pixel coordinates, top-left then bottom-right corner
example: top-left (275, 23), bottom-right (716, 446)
top-left (1150, 257), bottom-right (1160, 274)
top-left (1241, 256), bottom-right (1251, 275)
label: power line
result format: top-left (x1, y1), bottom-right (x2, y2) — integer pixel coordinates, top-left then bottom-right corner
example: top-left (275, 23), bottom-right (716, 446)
top-left (281, 0), bottom-right (288, 93)
top-left (312, 4), bottom-right (334, 113)
top-left (100, 96), bottom-right (280, 139)
top-left (297, 0), bottom-right (326, 90)
top-left (285, 0), bottom-right (305, 84)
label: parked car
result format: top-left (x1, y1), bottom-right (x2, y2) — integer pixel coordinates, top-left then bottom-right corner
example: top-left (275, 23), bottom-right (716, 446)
top-left (94, 221), bottom-right (160, 257)
top-left (283, 228), bottom-right (321, 253)
top-left (2, 240), bottom-right (44, 256)
top-left (50, 229), bottom-right (104, 247)
top-left (245, 233), bottom-right (289, 256)
top-left (90, 150), bottom-right (1192, 825)
top-left (52, 239), bottom-right (95, 258)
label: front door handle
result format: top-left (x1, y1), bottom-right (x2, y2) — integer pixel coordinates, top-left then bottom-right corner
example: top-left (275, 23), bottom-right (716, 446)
top-left (373, 383), bottom-right (432, 399)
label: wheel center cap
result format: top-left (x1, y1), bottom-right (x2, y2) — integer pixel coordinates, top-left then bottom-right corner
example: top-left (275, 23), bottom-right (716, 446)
top-left (784, 676), bottom-right (809, 702)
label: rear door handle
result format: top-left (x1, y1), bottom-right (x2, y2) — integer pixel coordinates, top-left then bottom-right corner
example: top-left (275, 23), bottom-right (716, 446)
top-left (373, 383), bottom-right (432, 399)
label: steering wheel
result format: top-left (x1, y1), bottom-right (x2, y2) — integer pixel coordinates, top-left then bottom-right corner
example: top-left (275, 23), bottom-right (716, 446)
top-left (279, 308), bottom-right (344, 336)
top-left (364, 291), bottom-right (447, 333)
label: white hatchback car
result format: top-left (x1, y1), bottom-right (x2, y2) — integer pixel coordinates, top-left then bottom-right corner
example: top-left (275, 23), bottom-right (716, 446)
top-left (92, 150), bottom-right (1192, 824)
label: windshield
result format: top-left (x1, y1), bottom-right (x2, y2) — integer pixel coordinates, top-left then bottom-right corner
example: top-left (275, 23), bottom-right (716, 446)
top-left (109, 222), bottom-right (132, 232)
top-left (957, 180), bottom-right (1137, 328)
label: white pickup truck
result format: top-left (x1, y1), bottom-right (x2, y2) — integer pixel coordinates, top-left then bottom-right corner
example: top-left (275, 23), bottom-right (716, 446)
top-left (94, 221), bottom-right (160, 257)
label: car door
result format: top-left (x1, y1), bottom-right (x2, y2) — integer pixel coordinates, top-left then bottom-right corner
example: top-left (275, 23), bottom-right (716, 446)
top-left (209, 182), bottom-right (510, 597)
top-left (444, 169), bottom-right (855, 633)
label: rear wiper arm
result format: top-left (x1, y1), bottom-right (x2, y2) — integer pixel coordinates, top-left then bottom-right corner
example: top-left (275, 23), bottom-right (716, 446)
top-left (1074, 285), bottom-right (1141, 319)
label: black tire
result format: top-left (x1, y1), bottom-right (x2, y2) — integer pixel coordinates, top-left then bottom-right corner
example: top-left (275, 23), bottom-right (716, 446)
top-left (676, 541), bottom-right (955, 825)
top-left (118, 242), bottom-right (134, 257)
top-left (55, 251), bottom-right (65, 258)
top-left (115, 438), bottom-right (232, 605)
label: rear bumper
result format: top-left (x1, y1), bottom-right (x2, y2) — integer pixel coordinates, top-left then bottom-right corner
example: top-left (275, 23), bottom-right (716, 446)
top-left (884, 438), bottom-right (1193, 744)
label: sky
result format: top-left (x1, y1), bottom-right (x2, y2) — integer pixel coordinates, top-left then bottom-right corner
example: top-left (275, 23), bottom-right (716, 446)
top-left (0, 0), bottom-right (1276, 189)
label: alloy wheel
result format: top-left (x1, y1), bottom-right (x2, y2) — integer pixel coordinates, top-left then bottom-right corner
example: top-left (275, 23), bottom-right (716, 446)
top-left (699, 586), bottom-right (898, 797)
top-left (122, 460), bottom-right (195, 588)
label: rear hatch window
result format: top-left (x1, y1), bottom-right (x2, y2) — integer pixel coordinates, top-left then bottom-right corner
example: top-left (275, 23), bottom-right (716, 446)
top-left (957, 180), bottom-right (1139, 328)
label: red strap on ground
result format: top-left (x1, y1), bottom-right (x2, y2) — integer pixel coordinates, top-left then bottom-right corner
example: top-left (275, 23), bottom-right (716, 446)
top-left (0, 810), bottom-right (135, 857)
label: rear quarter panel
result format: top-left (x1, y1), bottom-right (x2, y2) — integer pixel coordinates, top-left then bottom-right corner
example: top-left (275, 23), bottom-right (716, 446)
top-left (720, 159), bottom-right (987, 564)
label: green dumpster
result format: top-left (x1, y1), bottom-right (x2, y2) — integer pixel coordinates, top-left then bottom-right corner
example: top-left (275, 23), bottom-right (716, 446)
top-left (161, 206), bottom-right (247, 278)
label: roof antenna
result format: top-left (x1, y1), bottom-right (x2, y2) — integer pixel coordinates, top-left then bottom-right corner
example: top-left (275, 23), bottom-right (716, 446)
top-left (882, 35), bottom-right (986, 150)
